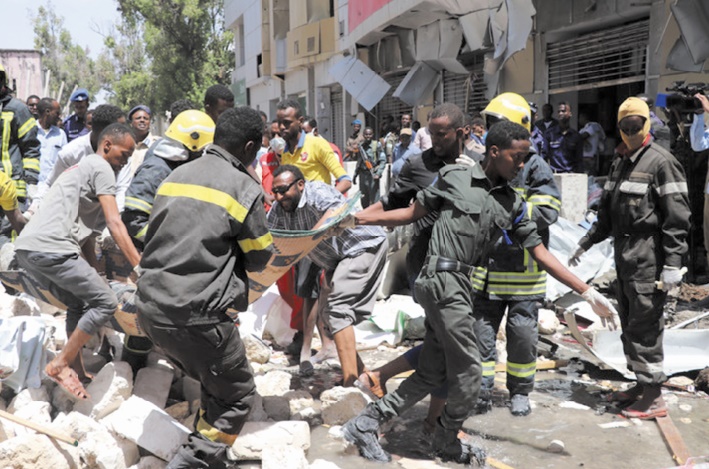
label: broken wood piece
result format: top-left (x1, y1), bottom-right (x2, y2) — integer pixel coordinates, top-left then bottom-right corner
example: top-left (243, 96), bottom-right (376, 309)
top-left (0, 408), bottom-right (78, 446)
top-left (487, 456), bottom-right (515, 469)
top-left (598, 421), bottom-right (632, 429)
top-left (655, 414), bottom-right (692, 465)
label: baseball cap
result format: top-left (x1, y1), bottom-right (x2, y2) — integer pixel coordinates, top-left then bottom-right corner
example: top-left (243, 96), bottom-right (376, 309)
top-left (352, 119), bottom-right (362, 125)
top-left (400, 128), bottom-right (412, 136)
top-left (129, 104), bottom-right (152, 120)
top-left (70, 88), bottom-right (89, 102)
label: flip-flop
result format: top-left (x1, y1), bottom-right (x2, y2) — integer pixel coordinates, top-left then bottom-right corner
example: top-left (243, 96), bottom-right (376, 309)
top-left (354, 370), bottom-right (386, 400)
top-left (46, 365), bottom-right (91, 400)
top-left (621, 404), bottom-right (667, 420)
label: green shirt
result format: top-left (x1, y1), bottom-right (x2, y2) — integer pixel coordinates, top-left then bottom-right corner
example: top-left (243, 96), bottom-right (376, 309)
top-left (417, 164), bottom-right (542, 267)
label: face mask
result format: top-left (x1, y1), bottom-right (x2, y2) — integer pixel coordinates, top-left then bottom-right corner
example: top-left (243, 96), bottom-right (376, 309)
top-left (270, 136), bottom-right (285, 155)
top-left (619, 118), bottom-right (651, 151)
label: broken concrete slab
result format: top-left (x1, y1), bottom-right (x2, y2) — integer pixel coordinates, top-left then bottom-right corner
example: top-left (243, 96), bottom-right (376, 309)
top-left (128, 456), bottom-right (167, 468)
top-left (74, 361), bottom-right (133, 420)
top-left (8, 401), bottom-right (51, 438)
top-left (231, 421), bottom-right (310, 460)
top-left (254, 370), bottom-right (292, 396)
top-left (242, 333), bottom-right (271, 364)
top-left (262, 444), bottom-right (308, 469)
top-left (0, 433), bottom-right (79, 468)
top-left (133, 367), bottom-right (173, 409)
top-left (101, 395), bottom-right (190, 462)
top-left (7, 385), bottom-right (50, 413)
top-left (320, 386), bottom-right (368, 426)
top-left (262, 395), bottom-right (290, 421)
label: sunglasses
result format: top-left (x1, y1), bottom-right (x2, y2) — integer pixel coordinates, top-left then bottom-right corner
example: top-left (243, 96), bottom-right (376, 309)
top-left (272, 179), bottom-right (299, 195)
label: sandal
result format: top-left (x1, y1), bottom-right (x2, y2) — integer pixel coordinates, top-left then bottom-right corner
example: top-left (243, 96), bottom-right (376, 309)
top-left (354, 370), bottom-right (386, 400)
top-left (621, 401), bottom-right (667, 420)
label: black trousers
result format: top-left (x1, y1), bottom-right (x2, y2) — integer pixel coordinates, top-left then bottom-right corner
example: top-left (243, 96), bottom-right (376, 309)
top-left (138, 316), bottom-right (255, 468)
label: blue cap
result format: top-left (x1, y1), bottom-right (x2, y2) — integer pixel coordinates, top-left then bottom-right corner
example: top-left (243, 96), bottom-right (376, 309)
top-left (70, 88), bottom-right (89, 102)
top-left (352, 119), bottom-right (362, 125)
top-left (128, 104), bottom-right (152, 120)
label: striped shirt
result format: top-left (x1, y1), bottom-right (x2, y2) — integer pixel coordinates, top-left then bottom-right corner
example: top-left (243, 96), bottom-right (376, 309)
top-left (268, 181), bottom-right (386, 271)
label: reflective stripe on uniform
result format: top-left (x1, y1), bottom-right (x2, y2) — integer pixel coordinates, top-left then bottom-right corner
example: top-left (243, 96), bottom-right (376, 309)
top-left (125, 196), bottom-right (153, 214)
top-left (507, 360), bottom-right (536, 378)
top-left (528, 194), bottom-right (561, 212)
top-left (135, 223), bottom-right (149, 241)
top-left (619, 181), bottom-right (648, 195)
top-left (603, 180), bottom-right (615, 191)
top-left (1, 112), bottom-right (13, 176)
top-left (483, 271), bottom-right (546, 296)
top-left (14, 179), bottom-right (26, 198)
top-left (655, 181), bottom-right (688, 197)
top-left (471, 266), bottom-right (487, 291)
top-left (157, 182), bottom-right (249, 223)
top-left (195, 409), bottom-right (237, 445)
top-left (17, 117), bottom-right (36, 139)
top-left (22, 158), bottom-right (39, 172)
top-left (481, 360), bottom-right (496, 377)
top-left (238, 232), bottom-right (273, 253)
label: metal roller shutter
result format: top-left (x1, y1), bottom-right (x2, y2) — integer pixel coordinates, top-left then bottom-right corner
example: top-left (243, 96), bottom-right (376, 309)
top-left (331, 88), bottom-right (344, 152)
top-left (443, 72), bottom-right (487, 115)
top-left (547, 19), bottom-right (649, 94)
top-left (376, 72), bottom-right (413, 127)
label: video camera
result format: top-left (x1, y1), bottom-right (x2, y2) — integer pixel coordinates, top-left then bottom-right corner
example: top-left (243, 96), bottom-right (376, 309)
top-left (657, 81), bottom-right (709, 114)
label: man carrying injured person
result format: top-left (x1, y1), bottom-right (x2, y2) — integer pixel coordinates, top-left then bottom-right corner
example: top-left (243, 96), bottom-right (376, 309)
top-left (344, 117), bottom-right (618, 464)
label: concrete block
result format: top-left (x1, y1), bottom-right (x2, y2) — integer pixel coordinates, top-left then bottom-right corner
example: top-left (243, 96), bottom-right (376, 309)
top-left (231, 421), bottom-right (310, 460)
top-left (262, 445), bottom-right (308, 469)
top-left (553, 173), bottom-right (588, 223)
top-left (133, 367), bottom-right (173, 409)
top-left (101, 395), bottom-right (190, 462)
top-left (246, 393), bottom-right (269, 422)
top-left (262, 395), bottom-right (290, 421)
top-left (7, 385), bottom-right (50, 413)
top-left (538, 308), bottom-right (561, 335)
top-left (0, 434), bottom-right (79, 468)
top-left (254, 370), bottom-right (292, 396)
top-left (320, 386), bottom-right (368, 426)
top-left (74, 361), bottom-right (134, 420)
top-left (242, 333), bottom-right (271, 364)
top-left (9, 401), bottom-right (51, 438)
top-left (128, 456), bottom-right (167, 469)
top-left (181, 376), bottom-right (201, 403)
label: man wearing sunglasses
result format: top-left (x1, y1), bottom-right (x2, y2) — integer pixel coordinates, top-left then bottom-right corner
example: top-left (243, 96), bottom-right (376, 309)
top-left (569, 97), bottom-right (690, 420)
top-left (267, 164), bottom-right (387, 388)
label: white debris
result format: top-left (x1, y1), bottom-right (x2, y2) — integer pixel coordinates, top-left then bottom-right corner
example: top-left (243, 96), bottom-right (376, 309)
top-left (74, 361), bottom-right (134, 420)
top-left (230, 421), bottom-right (310, 460)
top-left (254, 370), bottom-right (292, 396)
top-left (242, 333), bottom-right (271, 364)
top-left (538, 308), bottom-right (560, 335)
top-left (0, 433), bottom-right (79, 468)
top-left (547, 439), bottom-right (565, 453)
top-left (262, 445), bottom-right (309, 469)
top-left (101, 395), bottom-right (190, 462)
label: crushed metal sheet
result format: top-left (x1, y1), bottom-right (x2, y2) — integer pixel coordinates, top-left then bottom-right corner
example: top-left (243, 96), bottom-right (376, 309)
top-left (565, 310), bottom-right (709, 378)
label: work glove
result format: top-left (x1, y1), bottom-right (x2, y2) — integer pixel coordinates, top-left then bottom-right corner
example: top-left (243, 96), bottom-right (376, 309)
top-left (568, 246), bottom-right (585, 267)
top-left (455, 153), bottom-right (477, 167)
top-left (581, 287), bottom-right (619, 330)
top-left (658, 266), bottom-right (686, 291)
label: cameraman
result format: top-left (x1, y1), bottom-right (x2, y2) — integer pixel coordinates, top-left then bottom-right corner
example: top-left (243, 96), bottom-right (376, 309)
top-left (690, 93), bottom-right (709, 152)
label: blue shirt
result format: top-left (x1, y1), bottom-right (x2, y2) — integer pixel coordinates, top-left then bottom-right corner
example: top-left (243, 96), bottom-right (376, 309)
top-left (63, 114), bottom-right (89, 142)
top-left (545, 126), bottom-right (583, 173)
top-left (690, 114), bottom-right (709, 152)
top-left (391, 143), bottom-right (422, 178)
top-left (36, 123), bottom-right (67, 185)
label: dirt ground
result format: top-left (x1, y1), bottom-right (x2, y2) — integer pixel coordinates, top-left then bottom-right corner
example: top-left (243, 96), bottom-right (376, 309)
top-left (259, 292), bottom-right (709, 469)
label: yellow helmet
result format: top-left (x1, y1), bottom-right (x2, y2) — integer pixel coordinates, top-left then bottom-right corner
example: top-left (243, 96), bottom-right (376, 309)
top-left (482, 92), bottom-right (531, 131)
top-left (165, 110), bottom-right (215, 151)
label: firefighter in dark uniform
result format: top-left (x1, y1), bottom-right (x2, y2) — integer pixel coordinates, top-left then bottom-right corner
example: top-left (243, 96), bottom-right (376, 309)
top-left (136, 107), bottom-right (274, 468)
top-left (343, 116), bottom-right (618, 464)
top-left (570, 97), bottom-right (690, 420)
top-left (471, 93), bottom-right (561, 416)
top-left (120, 110), bottom-right (215, 372)
top-left (0, 64), bottom-right (40, 239)
top-left (123, 110), bottom-right (215, 250)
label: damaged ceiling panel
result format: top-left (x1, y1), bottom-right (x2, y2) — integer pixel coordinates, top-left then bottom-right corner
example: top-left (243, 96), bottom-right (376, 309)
top-left (389, 10), bottom-right (449, 30)
top-left (459, 9), bottom-right (489, 52)
top-left (666, 37), bottom-right (705, 72)
top-left (670, 0), bottom-right (709, 66)
top-left (414, 19), bottom-right (467, 73)
top-left (393, 61), bottom-right (441, 106)
top-left (328, 55), bottom-right (391, 111)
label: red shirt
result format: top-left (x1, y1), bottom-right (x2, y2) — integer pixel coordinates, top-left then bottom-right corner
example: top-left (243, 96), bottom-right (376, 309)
top-left (260, 151), bottom-right (280, 210)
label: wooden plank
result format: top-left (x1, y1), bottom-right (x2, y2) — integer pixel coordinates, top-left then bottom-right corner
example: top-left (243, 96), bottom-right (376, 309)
top-left (487, 456), bottom-right (515, 469)
top-left (655, 414), bottom-right (692, 465)
top-left (0, 409), bottom-right (78, 446)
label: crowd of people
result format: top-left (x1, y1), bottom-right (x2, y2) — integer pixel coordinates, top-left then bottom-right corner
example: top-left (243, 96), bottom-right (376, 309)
top-left (0, 58), bottom-right (695, 467)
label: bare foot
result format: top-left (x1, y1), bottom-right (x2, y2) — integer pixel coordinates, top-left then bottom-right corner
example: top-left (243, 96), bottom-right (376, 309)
top-left (46, 361), bottom-right (90, 400)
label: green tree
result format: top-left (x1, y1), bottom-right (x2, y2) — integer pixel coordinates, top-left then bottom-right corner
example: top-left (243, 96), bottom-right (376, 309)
top-left (115, 0), bottom-right (234, 113)
top-left (32, 3), bottom-right (100, 107)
